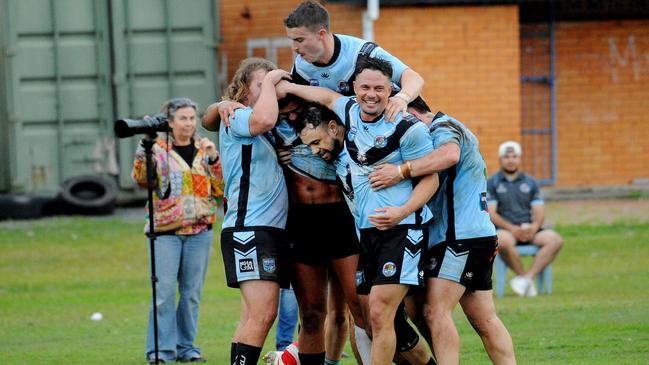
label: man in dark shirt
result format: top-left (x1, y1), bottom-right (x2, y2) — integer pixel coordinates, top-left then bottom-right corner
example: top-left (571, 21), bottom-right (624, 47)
top-left (487, 141), bottom-right (564, 297)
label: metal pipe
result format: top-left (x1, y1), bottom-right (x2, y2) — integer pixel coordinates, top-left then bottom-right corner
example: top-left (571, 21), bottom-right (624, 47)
top-left (549, 0), bottom-right (557, 185)
top-left (362, 0), bottom-right (379, 41)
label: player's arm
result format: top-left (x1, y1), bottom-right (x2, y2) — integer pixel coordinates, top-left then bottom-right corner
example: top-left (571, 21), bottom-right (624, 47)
top-left (369, 142), bottom-right (460, 190)
top-left (398, 68), bottom-right (424, 102)
top-left (368, 172), bottom-right (439, 231)
top-left (248, 69), bottom-right (291, 136)
top-left (373, 46), bottom-right (424, 121)
top-left (277, 81), bottom-right (342, 111)
top-left (385, 68), bottom-right (425, 121)
top-left (202, 100), bottom-right (246, 131)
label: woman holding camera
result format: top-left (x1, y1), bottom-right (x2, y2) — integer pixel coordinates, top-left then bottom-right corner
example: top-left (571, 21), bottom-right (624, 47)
top-left (131, 97), bottom-right (223, 364)
top-left (218, 58), bottom-right (291, 365)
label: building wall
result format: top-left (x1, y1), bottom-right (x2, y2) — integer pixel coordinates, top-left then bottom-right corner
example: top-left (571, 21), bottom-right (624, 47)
top-left (373, 5), bottom-right (521, 176)
top-left (554, 20), bottom-right (649, 186)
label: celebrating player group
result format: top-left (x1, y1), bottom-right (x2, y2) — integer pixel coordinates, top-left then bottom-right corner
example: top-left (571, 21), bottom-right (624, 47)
top-left (203, 2), bottom-right (518, 365)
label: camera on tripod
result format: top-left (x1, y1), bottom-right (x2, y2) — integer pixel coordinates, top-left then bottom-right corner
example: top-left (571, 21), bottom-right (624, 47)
top-left (114, 114), bottom-right (169, 138)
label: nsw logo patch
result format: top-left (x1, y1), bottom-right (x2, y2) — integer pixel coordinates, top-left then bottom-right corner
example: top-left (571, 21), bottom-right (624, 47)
top-left (262, 257), bottom-right (276, 273)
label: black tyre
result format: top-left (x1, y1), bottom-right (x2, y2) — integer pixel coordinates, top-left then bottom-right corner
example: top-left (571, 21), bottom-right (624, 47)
top-left (0, 194), bottom-right (47, 220)
top-left (59, 175), bottom-right (117, 215)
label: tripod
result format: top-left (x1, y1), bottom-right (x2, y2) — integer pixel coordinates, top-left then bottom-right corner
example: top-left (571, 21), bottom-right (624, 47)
top-left (142, 135), bottom-right (161, 364)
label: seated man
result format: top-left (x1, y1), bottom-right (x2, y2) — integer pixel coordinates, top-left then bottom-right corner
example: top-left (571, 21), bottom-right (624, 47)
top-left (487, 141), bottom-right (564, 297)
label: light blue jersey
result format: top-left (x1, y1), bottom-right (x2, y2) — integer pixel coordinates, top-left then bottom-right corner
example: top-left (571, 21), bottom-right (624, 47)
top-left (426, 112), bottom-right (496, 247)
top-left (219, 107), bottom-right (288, 230)
top-left (333, 97), bottom-right (434, 229)
top-left (334, 148), bottom-right (358, 222)
top-left (273, 118), bottom-right (337, 182)
top-left (292, 34), bottom-right (409, 95)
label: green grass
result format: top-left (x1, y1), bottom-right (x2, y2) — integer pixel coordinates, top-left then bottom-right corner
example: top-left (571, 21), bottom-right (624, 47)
top-left (1, 217), bottom-right (648, 364)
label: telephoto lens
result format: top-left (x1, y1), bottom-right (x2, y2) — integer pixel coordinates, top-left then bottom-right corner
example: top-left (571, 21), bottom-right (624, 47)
top-left (114, 114), bottom-right (168, 138)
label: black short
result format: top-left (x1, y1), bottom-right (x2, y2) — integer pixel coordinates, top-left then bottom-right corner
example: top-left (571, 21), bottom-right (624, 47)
top-left (287, 202), bottom-right (359, 267)
top-left (359, 226), bottom-right (427, 290)
top-left (423, 236), bottom-right (498, 291)
top-left (221, 228), bottom-right (290, 289)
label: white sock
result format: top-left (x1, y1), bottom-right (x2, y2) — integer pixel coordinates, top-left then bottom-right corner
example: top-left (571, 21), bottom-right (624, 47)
top-left (354, 325), bottom-right (372, 365)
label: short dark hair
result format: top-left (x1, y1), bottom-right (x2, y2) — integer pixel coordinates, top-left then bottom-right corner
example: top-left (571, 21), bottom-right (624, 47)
top-left (293, 103), bottom-right (341, 134)
top-left (408, 95), bottom-right (432, 114)
top-left (284, 1), bottom-right (330, 32)
top-left (278, 93), bottom-right (302, 110)
top-left (355, 56), bottom-right (393, 81)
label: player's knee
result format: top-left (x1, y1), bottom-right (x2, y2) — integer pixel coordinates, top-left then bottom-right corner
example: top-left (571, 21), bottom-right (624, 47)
top-left (423, 303), bottom-right (445, 327)
top-left (466, 313), bottom-right (498, 338)
top-left (368, 304), bottom-right (391, 332)
top-left (300, 307), bottom-right (326, 333)
top-left (329, 310), bottom-right (348, 328)
top-left (250, 306), bottom-right (277, 332)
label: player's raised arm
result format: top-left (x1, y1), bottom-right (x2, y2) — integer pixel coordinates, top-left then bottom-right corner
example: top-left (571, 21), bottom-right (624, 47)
top-left (385, 68), bottom-right (424, 122)
top-left (277, 81), bottom-right (341, 112)
top-left (248, 69), bottom-right (291, 136)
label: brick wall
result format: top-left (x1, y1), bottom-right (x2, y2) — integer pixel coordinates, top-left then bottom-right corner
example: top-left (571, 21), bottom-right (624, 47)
top-left (373, 5), bottom-right (521, 177)
top-left (554, 20), bottom-right (649, 186)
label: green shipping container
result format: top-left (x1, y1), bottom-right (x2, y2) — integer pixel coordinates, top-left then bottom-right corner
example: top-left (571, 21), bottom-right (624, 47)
top-left (0, 0), bottom-right (220, 195)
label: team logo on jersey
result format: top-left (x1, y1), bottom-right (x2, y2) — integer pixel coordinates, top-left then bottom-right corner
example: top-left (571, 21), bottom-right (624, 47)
top-left (262, 257), bottom-right (276, 273)
top-left (347, 126), bottom-right (357, 141)
top-left (374, 135), bottom-right (387, 148)
top-left (239, 258), bottom-right (254, 273)
top-left (382, 262), bottom-right (397, 277)
top-left (464, 271), bottom-right (474, 280)
top-left (519, 183), bottom-right (531, 194)
top-left (321, 72), bottom-right (330, 79)
top-left (357, 152), bottom-right (367, 164)
top-left (309, 79), bottom-right (320, 86)
top-left (337, 80), bottom-right (350, 94)
top-left (355, 270), bottom-right (364, 286)
top-left (480, 192), bottom-right (488, 212)
top-left (496, 183), bottom-right (507, 194)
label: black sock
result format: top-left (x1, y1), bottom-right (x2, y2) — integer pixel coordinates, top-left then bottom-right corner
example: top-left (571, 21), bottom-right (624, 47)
top-left (235, 343), bottom-right (262, 365)
top-left (230, 343), bottom-right (237, 365)
top-left (426, 358), bottom-right (437, 365)
top-left (299, 352), bottom-right (326, 365)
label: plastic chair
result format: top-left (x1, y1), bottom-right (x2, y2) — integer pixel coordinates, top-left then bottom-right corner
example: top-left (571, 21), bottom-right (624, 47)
top-left (494, 245), bottom-right (552, 297)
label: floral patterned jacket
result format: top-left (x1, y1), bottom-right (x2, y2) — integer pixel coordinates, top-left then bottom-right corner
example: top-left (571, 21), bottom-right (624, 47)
top-left (132, 138), bottom-right (224, 235)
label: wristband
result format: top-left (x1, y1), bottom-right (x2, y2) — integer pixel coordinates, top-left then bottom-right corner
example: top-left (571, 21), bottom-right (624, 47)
top-left (400, 163), bottom-right (411, 179)
top-left (406, 161), bottom-right (413, 177)
top-left (397, 164), bottom-right (405, 180)
top-left (394, 92), bottom-right (411, 103)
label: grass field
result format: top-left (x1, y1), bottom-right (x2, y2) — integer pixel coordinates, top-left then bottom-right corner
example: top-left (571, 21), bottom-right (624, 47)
top-left (1, 209), bottom-right (648, 364)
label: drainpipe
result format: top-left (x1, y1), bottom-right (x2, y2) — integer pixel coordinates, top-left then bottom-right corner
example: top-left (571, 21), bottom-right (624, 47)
top-left (362, 0), bottom-right (379, 41)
